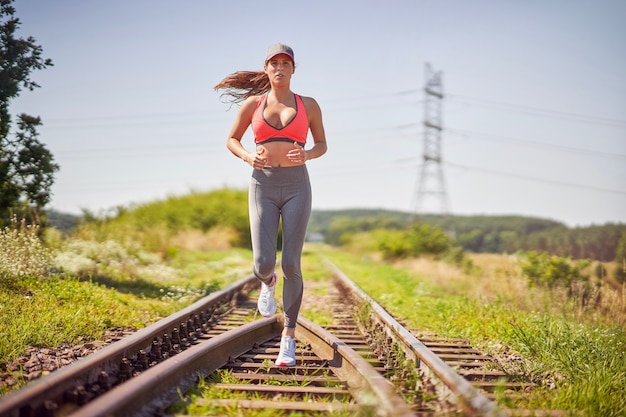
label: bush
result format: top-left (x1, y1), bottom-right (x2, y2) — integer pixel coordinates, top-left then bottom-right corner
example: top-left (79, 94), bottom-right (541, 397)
top-left (377, 223), bottom-right (453, 260)
top-left (519, 251), bottom-right (602, 309)
top-left (520, 251), bottom-right (590, 289)
top-left (0, 219), bottom-right (51, 283)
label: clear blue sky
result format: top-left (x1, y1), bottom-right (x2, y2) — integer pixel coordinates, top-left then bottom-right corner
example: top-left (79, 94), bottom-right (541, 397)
top-left (9, 0), bottom-right (626, 227)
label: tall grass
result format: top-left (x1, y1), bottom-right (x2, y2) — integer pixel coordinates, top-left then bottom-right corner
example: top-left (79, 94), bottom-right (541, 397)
top-left (510, 317), bottom-right (625, 415)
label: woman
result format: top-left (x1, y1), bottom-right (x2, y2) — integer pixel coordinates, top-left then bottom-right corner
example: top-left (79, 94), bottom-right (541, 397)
top-left (214, 43), bottom-right (328, 366)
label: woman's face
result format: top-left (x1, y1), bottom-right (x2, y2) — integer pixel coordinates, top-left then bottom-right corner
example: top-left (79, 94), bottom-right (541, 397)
top-left (264, 54), bottom-right (294, 84)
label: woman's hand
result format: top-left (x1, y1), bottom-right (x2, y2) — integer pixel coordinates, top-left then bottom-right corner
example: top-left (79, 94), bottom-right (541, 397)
top-left (247, 145), bottom-right (268, 170)
top-left (286, 142), bottom-right (306, 164)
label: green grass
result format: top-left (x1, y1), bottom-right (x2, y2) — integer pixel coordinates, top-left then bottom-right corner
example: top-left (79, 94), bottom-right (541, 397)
top-left (319, 247), bottom-right (626, 417)
top-left (0, 235), bottom-right (253, 394)
top-left (3, 188), bottom-right (624, 416)
top-left (0, 275), bottom-right (169, 363)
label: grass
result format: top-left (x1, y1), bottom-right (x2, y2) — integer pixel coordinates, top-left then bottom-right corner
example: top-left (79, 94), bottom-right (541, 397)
top-left (318, 246), bottom-right (626, 417)
top-left (0, 274), bottom-right (167, 362)
top-left (0, 226), bottom-right (252, 394)
top-left (2, 201), bottom-right (625, 416)
top-left (168, 369), bottom-right (357, 417)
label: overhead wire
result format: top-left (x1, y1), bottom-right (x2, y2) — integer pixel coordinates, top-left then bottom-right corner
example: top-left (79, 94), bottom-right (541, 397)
top-left (32, 89), bottom-right (623, 132)
top-left (444, 161), bottom-right (626, 196)
top-left (37, 89), bottom-right (625, 197)
top-left (447, 93), bottom-right (626, 128)
top-left (58, 144), bottom-right (224, 159)
top-left (446, 128), bottom-right (626, 160)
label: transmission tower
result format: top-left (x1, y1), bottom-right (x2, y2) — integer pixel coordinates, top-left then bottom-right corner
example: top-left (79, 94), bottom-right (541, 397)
top-left (412, 63), bottom-right (450, 221)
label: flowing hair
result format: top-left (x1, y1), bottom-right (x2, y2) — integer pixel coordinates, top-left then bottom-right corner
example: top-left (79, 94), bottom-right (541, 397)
top-left (214, 70), bottom-right (271, 105)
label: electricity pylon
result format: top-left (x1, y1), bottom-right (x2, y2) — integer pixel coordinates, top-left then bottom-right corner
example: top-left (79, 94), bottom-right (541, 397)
top-left (412, 63), bottom-right (451, 226)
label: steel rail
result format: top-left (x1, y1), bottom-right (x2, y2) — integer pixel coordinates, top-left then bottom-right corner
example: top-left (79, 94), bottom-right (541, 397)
top-left (325, 258), bottom-right (510, 417)
top-left (69, 317), bottom-right (282, 417)
top-left (0, 260), bottom-right (528, 416)
top-left (67, 315), bottom-right (416, 417)
top-left (0, 274), bottom-right (258, 417)
top-left (296, 316), bottom-right (416, 417)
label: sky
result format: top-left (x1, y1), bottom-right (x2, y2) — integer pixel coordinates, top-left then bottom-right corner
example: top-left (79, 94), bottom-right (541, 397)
top-left (8, 0), bottom-right (626, 227)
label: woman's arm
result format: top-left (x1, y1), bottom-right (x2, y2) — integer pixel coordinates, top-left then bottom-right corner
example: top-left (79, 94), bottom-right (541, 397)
top-left (302, 96), bottom-right (327, 161)
top-left (226, 96), bottom-right (268, 169)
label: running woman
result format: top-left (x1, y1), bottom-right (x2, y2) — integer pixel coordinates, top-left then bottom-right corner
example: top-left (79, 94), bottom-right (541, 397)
top-left (214, 43), bottom-right (328, 366)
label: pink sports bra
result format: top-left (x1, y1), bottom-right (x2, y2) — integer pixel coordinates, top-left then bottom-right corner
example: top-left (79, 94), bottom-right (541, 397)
top-left (252, 94), bottom-right (308, 145)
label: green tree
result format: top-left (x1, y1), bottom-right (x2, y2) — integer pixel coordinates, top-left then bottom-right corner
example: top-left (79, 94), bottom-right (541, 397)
top-left (0, 0), bottom-right (56, 226)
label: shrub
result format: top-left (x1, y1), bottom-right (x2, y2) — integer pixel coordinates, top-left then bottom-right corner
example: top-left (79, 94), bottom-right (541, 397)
top-left (520, 251), bottom-right (601, 309)
top-left (520, 251), bottom-right (590, 289)
top-left (377, 223), bottom-right (453, 260)
top-left (52, 238), bottom-right (178, 282)
top-left (0, 219), bottom-right (51, 282)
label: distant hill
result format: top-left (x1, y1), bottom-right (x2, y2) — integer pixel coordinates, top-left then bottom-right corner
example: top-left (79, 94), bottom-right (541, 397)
top-left (308, 208), bottom-right (565, 234)
top-left (308, 208), bottom-right (624, 261)
top-left (46, 210), bottom-right (80, 233)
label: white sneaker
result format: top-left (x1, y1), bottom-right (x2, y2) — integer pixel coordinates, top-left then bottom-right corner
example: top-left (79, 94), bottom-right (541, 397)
top-left (257, 273), bottom-right (276, 317)
top-left (275, 335), bottom-right (296, 366)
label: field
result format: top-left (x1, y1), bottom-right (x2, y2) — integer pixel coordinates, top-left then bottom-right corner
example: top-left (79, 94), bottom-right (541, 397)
top-left (1, 200), bottom-right (625, 416)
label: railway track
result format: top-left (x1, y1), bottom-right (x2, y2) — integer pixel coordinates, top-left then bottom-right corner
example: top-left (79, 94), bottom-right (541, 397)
top-left (0, 260), bottom-right (552, 417)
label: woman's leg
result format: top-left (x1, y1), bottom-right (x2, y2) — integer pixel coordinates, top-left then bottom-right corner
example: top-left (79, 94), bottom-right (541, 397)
top-left (280, 167), bottom-right (312, 331)
top-left (249, 171), bottom-right (281, 285)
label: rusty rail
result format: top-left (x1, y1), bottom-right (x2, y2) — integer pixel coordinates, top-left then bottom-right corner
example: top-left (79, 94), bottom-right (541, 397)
top-left (326, 258), bottom-right (510, 417)
top-left (72, 315), bottom-right (417, 417)
top-left (70, 317), bottom-right (282, 417)
top-left (296, 316), bottom-right (415, 417)
top-left (1, 259), bottom-right (549, 416)
top-left (0, 274), bottom-right (259, 417)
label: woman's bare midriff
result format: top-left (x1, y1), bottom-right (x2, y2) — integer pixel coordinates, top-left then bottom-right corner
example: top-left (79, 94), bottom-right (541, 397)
top-left (257, 141), bottom-right (304, 167)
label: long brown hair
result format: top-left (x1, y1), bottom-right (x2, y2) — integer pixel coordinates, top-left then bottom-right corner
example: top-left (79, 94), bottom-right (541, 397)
top-left (214, 71), bottom-right (271, 104)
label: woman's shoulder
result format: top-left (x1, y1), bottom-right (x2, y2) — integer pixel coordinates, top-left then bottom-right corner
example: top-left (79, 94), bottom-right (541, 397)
top-left (297, 95), bottom-right (321, 114)
top-left (244, 94), bottom-right (264, 105)
top-left (239, 95), bottom-right (264, 112)
top-left (297, 94), bottom-right (316, 104)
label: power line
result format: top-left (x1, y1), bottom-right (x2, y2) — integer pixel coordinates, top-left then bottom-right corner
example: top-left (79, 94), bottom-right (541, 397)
top-left (445, 161), bottom-right (626, 196)
top-left (447, 93), bottom-right (626, 128)
top-left (23, 89), bottom-right (623, 132)
top-left (57, 144), bottom-right (224, 159)
top-left (446, 127), bottom-right (626, 160)
top-left (322, 89), bottom-right (420, 104)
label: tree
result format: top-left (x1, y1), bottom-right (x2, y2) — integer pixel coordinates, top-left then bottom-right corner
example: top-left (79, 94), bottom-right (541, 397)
top-left (1, 0), bottom-right (56, 226)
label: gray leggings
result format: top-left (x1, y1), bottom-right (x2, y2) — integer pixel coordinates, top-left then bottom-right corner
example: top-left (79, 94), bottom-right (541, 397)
top-left (249, 165), bottom-right (312, 329)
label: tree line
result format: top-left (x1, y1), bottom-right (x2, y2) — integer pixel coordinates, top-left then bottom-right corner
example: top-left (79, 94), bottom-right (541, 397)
top-left (308, 209), bottom-right (626, 263)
